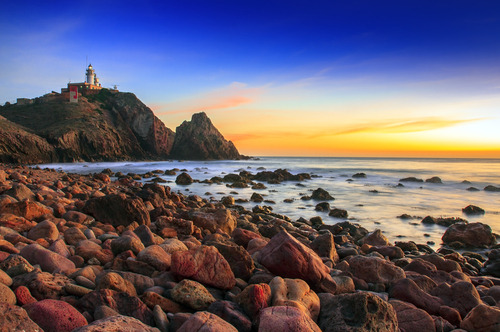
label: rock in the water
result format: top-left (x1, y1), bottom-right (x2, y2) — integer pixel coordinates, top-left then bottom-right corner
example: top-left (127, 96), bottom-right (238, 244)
top-left (177, 311), bottom-right (238, 332)
top-left (329, 208), bottom-right (348, 218)
top-left (175, 172), bottom-right (193, 185)
top-left (169, 112), bottom-right (241, 160)
top-left (425, 176), bottom-right (442, 183)
top-left (460, 303), bottom-right (500, 332)
top-left (0, 302), bottom-right (42, 331)
top-left (171, 245), bottom-right (236, 290)
top-left (442, 222), bottom-right (496, 248)
top-left (257, 305), bottom-right (322, 332)
top-left (83, 193), bottom-right (150, 227)
top-left (462, 204), bottom-right (485, 215)
top-left (311, 188), bottom-right (334, 200)
top-left (318, 292), bottom-right (398, 332)
top-left (399, 177), bottom-right (423, 183)
top-left (170, 279), bottom-right (216, 310)
top-left (258, 230), bottom-right (337, 294)
top-left (23, 299), bottom-right (88, 332)
top-left (72, 315), bottom-right (160, 332)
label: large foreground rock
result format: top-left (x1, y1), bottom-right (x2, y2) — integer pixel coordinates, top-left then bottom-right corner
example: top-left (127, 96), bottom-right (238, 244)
top-left (20, 243), bottom-right (75, 274)
top-left (171, 245), bottom-right (236, 290)
top-left (23, 299), bottom-right (88, 332)
top-left (257, 306), bottom-right (322, 332)
top-left (258, 230), bottom-right (337, 293)
top-left (0, 302), bottom-right (42, 331)
top-left (73, 315), bottom-right (160, 332)
top-left (460, 304), bottom-right (500, 332)
top-left (318, 292), bottom-right (398, 332)
top-left (83, 193), bottom-right (150, 227)
top-left (347, 255), bottom-right (405, 286)
top-left (177, 311), bottom-right (238, 332)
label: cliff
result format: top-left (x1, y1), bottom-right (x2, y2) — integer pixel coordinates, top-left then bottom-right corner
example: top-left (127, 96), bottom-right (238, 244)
top-left (169, 112), bottom-right (241, 160)
top-left (0, 90), bottom-right (241, 163)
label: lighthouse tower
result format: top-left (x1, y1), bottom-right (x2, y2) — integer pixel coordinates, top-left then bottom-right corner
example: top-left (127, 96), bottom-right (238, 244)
top-left (86, 64), bottom-right (95, 85)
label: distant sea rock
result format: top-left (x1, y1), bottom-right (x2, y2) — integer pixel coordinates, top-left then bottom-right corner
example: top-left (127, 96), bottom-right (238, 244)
top-left (169, 112), bottom-right (242, 160)
top-left (0, 90), bottom-right (241, 163)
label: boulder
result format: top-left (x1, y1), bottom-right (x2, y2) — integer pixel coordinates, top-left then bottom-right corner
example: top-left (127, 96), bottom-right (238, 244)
top-left (360, 229), bottom-right (390, 246)
top-left (0, 213), bottom-right (36, 232)
top-left (318, 292), bottom-right (398, 332)
top-left (389, 278), bottom-right (442, 315)
top-left (188, 208), bottom-right (237, 235)
top-left (175, 172), bottom-right (193, 185)
top-left (171, 245), bottom-right (236, 289)
top-left (235, 283), bottom-right (272, 319)
top-left (63, 227), bottom-right (88, 245)
top-left (460, 304), bottom-right (500, 332)
top-left (72, 315), bottom-right (160, 332)
top-left (0, 282), bottom-right (16, 304)
top-left (208, 241), bottom-right (255, 280)
top-left (258, 230), bottom-right (337, 293)
top-left (430, 281), bottom-right (483, 318)
top-left (0, 200), bottom-right (52, 220)
top-left (62, 211), bottom-right (94, 225)
top-left (462, 205), bottom-right (485, 215)
top-left (141, 291), bottom-right (187, 314)
top-left (347, 255), bottom-right (405, 286)
top-left (170, 279), bottom-right (216, 310)
top-left (232, 228), bottom-right (261, 249)
top-left (137, 244), bottom-right (171, 271)
top-left (389, 299), bottom-right (436, 332)
top-left (442, 222), bottom-right (496, 248)
top-left (311, 188), bottom-right (334, 200)
top-left (23, 299), bottom-right (87, 332)
top-left (20, 243), bottom-right (75, 274)
top-left (27, 219), bottom-right (59, 241)
top-left (83, 193), bottom-right (150, 227)
top-left (0, 302), bottom-right (42, 331)
top-left (269, 276), bottom-right (320, 321)
top-left (257, 305), bottom-right (322, 332)
top-left (97, 272), bottom-right (137, 297)
top-left (177, 311), bottom-right (238, 331)
top-left (310, 232), bottom-right (339, 263)
top-left (4, 183), bottom-right (35, 201)
top-left (78, 289), bottom-right (154, 325)
top-left (208, 300), bottom-right (252, 332)
top-left (111, 235), bottom-right (145, 255)
top-left (12, 270), bottom-right (70, 300)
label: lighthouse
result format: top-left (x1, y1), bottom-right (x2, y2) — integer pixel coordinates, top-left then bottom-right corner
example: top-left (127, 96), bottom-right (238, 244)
top-left (86, 64), bottom-right (96, 85)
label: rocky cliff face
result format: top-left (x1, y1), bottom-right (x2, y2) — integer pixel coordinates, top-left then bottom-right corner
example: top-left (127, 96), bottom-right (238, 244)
top-left (0, 90), bottom-right (241, 164)
top-left (169, 112), bottom-right (241, 160)
top-left (0, 116), bottom-right (57, 164)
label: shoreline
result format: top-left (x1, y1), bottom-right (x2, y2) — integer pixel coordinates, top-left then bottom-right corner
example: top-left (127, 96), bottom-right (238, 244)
top-left (0, 163), bottom-right (499, 331)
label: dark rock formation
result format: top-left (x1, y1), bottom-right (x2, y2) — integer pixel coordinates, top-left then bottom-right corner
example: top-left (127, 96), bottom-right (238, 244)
top-left (0, 92), bottom-right (241, 163)
top-left (169, 112), bottom-right (241, 160)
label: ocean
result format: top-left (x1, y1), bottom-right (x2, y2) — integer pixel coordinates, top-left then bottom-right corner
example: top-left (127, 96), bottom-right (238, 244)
top-left (38, 157), bottom-right (500, 249)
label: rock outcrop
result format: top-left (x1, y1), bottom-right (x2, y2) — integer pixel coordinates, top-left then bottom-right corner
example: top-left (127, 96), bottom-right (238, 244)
top-left (169, 112), bottom-right (241, 160)
top-left (0, 91), bottom-right (241, 163)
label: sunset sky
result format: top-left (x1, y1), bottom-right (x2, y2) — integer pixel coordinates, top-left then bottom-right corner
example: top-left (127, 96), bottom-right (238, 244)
top-left (1, 1), bottom-right (499, 157)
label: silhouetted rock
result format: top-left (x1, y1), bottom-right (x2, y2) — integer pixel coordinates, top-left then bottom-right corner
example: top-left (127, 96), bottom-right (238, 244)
top-left (462, 205), bottom-right (485, 215)
top-left (169, 112), bottom-right (241, 160)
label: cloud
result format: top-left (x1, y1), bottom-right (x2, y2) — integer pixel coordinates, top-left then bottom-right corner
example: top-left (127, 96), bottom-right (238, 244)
top-left (312, 117), bottom-right (487, 138)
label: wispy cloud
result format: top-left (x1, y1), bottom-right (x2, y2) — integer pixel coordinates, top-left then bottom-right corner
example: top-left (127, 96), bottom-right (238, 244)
top-left (328, 117), bottom-right (486, 136)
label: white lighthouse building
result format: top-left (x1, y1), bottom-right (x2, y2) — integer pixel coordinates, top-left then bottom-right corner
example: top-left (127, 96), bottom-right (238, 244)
top-left (85, 64), bottom-right (100, 87)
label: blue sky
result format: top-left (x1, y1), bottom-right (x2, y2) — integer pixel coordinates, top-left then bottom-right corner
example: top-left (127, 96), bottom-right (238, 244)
top-left (1, 1), bottom-right (500, 156)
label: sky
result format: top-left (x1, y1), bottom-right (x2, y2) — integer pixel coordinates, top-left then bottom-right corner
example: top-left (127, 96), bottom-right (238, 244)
top-left (1, 1), bottom-right (500, 158)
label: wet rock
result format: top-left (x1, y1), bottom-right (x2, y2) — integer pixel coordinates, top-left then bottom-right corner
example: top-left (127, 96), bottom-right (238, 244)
top-left (171, 279), bottom-right (216, 310)
top-left (83, 193), bottom-right (151, 227)
top-left (347, 255), bottom-right (405, 286)
top-left (27, 219), bottom-right (59, 241)
top-left (352, 173), bottom-right (367, 178)
top-left (421, 216), bottom-right (468, 227)
top-left (360, 229), bottom-right (390, 246)
top-left (425, 176), bottom-right (442, 184)
top-left (171, 245), bottom-right (236, 290)
top-left (250, 193), bottom-right (264, 203)
top-left (175, 172), bottom-right (193, 185)
top-left (177, 311), bottom-right (238, 332)
top-left (208, 300), bottom-right (252, 332)
top-left (315, 202), bottom-right (330, 212)
top-left (221, 196), bottom-right (235, 206)
top-left (270, 276), bottom-right (320, 321)
top-left (257, 305), bottom-right (321, 331)
top-left (442, 222), bottom-right (496, 248)
top-left (73, 315), bottom-right (160, 332)
top-left (311, 188), bottom-right (334, 201)
top-left (78, 289), bottom-right (154, 325)
top-left (462, 204), bottom-right (485, 215)
top-left (235, 283), bottom-right (271, 319)
top-left (484, 185), bottom-right (500, 192)
top-left (329, 208), bottom-right (348, 219)
top-left (460, 303), bottom-right (500, 332)
top-left (20, 243), bottom-right (75, 274)
top-left (400, 177), bottom-right (423, 183)
top-left (258, 230), bottom-right (337, 293)
top-left (318, 292), bottom-right (398, 332)
top-left (389, 299), bottom-right (436, 332)
top-left (0, 302), bottom-right (42, 331)
top-left (24, 299), bottom-right (87, 332)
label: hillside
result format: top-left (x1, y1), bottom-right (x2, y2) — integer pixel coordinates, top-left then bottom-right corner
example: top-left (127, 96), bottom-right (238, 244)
top-left (0, 90), bottom-right (242, 163)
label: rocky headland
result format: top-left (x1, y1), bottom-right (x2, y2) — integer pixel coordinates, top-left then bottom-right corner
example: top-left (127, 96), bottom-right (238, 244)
top-left (0, 164), bottom-right (499, 331)
top-left (0, 89), bottom-right (242, 163)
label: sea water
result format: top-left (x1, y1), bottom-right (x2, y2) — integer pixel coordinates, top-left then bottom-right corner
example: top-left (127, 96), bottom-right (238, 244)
top-left (38, 157), bottom-right (500, 249)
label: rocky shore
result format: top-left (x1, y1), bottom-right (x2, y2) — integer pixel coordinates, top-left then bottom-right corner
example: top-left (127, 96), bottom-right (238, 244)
top-left (0, 164), bottom-right (499, 331)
